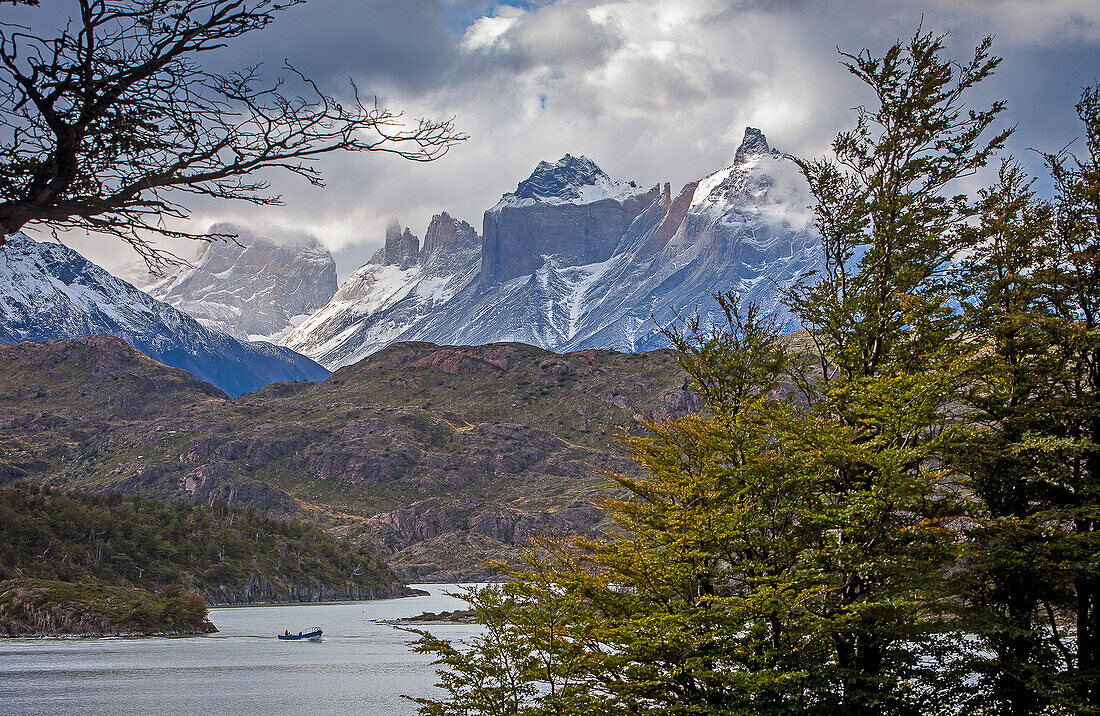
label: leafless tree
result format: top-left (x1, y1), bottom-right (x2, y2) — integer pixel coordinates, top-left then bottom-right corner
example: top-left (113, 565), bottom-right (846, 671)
top-left (0, 0), bottom-right (466, 269)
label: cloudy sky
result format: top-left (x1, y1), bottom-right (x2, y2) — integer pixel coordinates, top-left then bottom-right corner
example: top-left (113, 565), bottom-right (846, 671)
top-left (19, 0), bottom-right (1100, 280)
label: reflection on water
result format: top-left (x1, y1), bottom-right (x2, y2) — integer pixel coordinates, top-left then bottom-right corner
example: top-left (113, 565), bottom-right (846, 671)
top-left (0, 584), bottom-right (481, 716)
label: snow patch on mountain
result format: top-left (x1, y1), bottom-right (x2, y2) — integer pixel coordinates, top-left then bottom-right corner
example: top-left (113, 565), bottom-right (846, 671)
top-left (691, 165), bottom-right (739, 209)
top-left (0, 233), bottom-right (329, 396)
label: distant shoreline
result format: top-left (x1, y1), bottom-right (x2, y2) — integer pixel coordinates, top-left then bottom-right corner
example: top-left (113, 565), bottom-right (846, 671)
top-left (207, 585), bottom-right (430, 609)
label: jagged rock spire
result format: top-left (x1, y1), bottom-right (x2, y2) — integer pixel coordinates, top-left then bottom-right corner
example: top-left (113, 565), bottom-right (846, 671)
top-left (370, 220), bottom-right (420, 269)
top-left (421, 212), bottom-right (479, 260)
top-left (734, 127), bottom-right (774, 164)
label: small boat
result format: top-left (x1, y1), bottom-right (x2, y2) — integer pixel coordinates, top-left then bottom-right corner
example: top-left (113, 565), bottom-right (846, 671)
top-left (278, 626), bottom-right (322, 641)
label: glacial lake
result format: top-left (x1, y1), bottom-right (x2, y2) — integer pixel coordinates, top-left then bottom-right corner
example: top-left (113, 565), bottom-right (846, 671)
top-left (0, 584), bottom-right (481, 715)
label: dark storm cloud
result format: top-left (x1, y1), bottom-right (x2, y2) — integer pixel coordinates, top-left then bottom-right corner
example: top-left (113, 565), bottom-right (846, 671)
top-left (218, 0), bottom-right (462, 92)
top-left (0, 0), bottom-right (466, 90)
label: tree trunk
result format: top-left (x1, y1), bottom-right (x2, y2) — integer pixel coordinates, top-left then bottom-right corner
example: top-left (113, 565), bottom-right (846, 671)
top-left (995, 602), bottom-right (1040, 716)
top-left (1080, 362), bottom-right (1100, 708)
top-left (836, 630), bottom-right (886, 716)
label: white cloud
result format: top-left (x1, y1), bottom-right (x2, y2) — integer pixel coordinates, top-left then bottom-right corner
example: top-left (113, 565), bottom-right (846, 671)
top-left (462, 13), bottom-right (521, 51)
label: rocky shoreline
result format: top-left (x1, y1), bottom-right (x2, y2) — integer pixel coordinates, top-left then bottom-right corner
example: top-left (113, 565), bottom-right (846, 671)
top-left (385, 607), bottom-right (479, 624)
top-left (0, 579), bottom-right (216, 638)
top-left (0, 579), bottom-right (432, 637)
top-left (202, 576), bottom-right (425, 606)
top-left (205, 583), bottom-right (429, 607)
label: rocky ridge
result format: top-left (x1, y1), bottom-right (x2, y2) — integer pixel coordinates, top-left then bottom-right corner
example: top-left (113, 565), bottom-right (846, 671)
top-left (0, 336), bottom-right (696, 580)
top-left (283, 212), bottom-right (483, 365)
top-left (369, 220), bottom-right (421, 270)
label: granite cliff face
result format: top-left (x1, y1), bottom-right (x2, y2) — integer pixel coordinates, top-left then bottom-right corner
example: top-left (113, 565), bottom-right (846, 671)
top-left (148, 223), bottom-right (338, 342)
top-left (420, 211), bottom-right (482, 261)
top-left (283, 128), bottom-right (823, 369)
top-left (481, 154), bottom-right (660, 283)
top-left (0, 234), bottom-right (329, 396)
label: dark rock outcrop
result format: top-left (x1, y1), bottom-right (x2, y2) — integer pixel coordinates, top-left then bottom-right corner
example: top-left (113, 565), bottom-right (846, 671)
top-left (0, 579), bottom-right (216, 637)
top-left (734, 126), bottom-right (777, 164)
top-left (370, 220), bottom-right (420, 269)
top-left (204, 570), bottom-right (417, 605)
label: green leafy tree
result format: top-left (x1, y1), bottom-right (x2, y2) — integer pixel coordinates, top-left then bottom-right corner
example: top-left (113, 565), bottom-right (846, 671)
top-left (411, 302), bottom-right (834, 715)
top-left (0, 482), bottom-right (402, 601)
top-left (946, 85), bottom-right (1100, 716)
top-left (411, 29), bottom-right (1009, 716)
top-left (779, 27), bottom-right (1009, 714)
top-left (951, 160), bottom-right (1072, 716)
top-left (1039, 84), bottom-right (1100, 711)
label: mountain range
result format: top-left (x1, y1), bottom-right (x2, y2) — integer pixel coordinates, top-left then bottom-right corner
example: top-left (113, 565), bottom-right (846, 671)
top-left (83, 127), bottom-right (819, 374)
top-left (0, 234), bottom-right (329, 397)
top-left (0, 128), bottom-right (825, 580)
top-left (280, 128), bottom-right (821, 369)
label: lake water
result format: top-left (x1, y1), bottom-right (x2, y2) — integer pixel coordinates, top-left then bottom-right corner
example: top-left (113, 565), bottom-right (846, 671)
top-left (0, 584), bottom-right (481, 715)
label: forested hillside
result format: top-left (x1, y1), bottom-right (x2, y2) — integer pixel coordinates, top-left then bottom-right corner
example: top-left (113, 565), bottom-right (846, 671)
top-left (0, 482), bottom-right (411, 636)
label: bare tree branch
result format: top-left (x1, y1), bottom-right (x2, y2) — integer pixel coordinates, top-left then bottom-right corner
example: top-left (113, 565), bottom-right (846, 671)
top-left (0, 0), bottom-right (467, 270)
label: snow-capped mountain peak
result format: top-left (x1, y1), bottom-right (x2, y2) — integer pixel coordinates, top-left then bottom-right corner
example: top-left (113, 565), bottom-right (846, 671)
top-left (494, 154), bottom-right (650, 210)
top-left (281, 213), bottom-right (483, 367)
top-left (690, 128), bottom-right (795, 213)
top-left (515, 154), bottom-right (609, 199)
top-left (480, 155), bottom-right (661, 284)
top-left (0, 233), bottom-right (328, 396)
